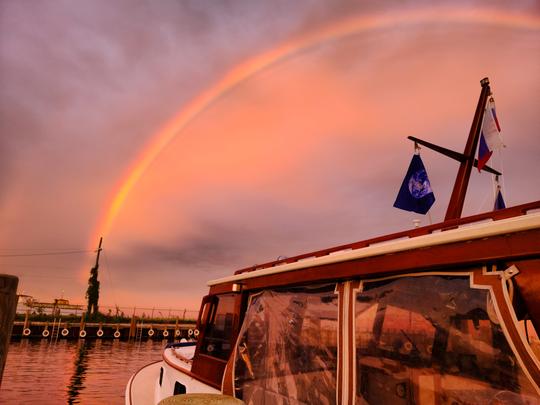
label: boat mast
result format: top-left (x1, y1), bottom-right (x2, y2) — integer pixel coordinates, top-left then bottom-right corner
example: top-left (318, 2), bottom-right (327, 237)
top-left (444, 77), bottom-right (491, 220)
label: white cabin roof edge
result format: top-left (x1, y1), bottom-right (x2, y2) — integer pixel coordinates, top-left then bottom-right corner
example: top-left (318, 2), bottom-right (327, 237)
top-left (207, 212), bottom-right (540, 286)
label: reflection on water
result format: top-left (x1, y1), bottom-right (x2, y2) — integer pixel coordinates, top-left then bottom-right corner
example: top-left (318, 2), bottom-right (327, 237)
top-left (1, 338), bottom-right (166, 404)
top-left (67, 340), bottom-right (89, 404)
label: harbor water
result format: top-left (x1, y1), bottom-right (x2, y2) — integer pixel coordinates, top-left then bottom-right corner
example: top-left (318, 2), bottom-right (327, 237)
top-left (1, 338), bottom-right (166, 404)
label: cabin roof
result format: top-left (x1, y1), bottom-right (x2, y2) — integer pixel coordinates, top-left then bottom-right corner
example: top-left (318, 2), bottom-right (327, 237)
top-left (207, 202), bottom-right (540, 286)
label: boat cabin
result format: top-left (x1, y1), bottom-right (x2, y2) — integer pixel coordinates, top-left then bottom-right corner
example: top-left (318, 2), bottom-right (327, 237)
top-left (130, 78), bottom-right (540, 405)
top-left (180, 204), bottom-right (540, 404)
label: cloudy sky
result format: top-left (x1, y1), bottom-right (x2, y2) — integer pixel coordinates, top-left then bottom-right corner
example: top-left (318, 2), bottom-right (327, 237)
top-left (1, 0), bottom-right (539, 312)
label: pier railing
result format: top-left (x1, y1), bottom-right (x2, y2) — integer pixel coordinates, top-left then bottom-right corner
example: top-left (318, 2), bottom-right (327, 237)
top-left (15, 303), bottom-right (198, 323)
top-left (11, 303), bottom-right (200, 341)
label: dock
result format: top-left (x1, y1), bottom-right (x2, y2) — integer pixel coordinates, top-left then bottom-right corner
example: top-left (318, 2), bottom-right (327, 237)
top-left (11, 320), bottom-right (197, 341)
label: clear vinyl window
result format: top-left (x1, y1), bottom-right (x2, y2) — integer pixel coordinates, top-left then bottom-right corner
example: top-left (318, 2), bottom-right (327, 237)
top-left (355, 275), bottom-right (539, 404)
top-left (234, 284), bottom-right (338, 405)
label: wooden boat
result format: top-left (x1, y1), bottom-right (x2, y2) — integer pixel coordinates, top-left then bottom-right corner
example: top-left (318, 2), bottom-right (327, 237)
top-left (126, 78), bottom-right (540, 404)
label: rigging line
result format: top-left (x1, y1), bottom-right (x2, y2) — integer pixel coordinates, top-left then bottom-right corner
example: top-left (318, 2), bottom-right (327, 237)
top-left (0, 250), bottom-right (93, 257)
top-left (488, 152), bottom-right (504, 209)
top-left (101, 250), bottom-right (119, 308)
top-left (497, 148), bottom-right (507, 202)
top-left (475, 181), bottom-right (492, 213)
top-left (491, 174), bottom-right (498, 206)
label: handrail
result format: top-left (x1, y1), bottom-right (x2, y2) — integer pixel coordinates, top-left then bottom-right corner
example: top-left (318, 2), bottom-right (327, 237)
top-left (234, 200), bottom-right (540, 275)
top-left (165, 341), bottom-right (197, 349)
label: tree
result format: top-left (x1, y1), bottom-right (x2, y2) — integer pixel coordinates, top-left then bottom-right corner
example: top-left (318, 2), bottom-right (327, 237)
top-left (86, 238), bottom-right (102, 317)
top-left (86, 265), bottom-right (100, 316)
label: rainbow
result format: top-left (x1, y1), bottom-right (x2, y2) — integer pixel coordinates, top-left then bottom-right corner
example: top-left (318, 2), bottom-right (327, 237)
top-left (93, 6), bottom-right (540, 244)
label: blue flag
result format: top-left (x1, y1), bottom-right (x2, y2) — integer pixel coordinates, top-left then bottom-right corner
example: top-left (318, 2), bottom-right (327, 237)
top-left (394, 154), bottom-right (435, 215)
top-left (494, 188), bottom-right (506, 210)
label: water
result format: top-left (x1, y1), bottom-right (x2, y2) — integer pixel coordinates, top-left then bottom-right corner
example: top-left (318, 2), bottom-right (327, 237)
top-left (1, 338), bottom-right (167, 404)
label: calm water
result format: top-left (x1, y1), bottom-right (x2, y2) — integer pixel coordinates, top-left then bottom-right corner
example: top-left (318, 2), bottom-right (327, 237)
top-left (1, 338), bottom-right (167, 404)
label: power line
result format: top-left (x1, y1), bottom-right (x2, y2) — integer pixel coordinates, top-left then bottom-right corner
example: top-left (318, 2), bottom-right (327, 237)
top-left (0, 250), bottom-right (93, 257)
top-left (2, 264), bottom-right (73, 270)
top-left (16, 274), bottom-right (80, 280)
top-left (0, 247), bottom-right (90, 251)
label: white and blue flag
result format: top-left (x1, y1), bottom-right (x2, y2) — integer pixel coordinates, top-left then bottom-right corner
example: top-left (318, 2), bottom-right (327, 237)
top-left (394, 154), bottom-right (435, 215)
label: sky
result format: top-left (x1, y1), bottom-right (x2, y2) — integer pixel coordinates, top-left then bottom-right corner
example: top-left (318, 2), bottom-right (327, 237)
top-left (1, 0), bottom-right (539, 312)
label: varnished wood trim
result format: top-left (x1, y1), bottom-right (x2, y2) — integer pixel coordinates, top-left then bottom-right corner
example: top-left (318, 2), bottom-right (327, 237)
top-left (163, 352), bottom-right (222, 390)
top-left (220, 294), bottom-right (243, 396)
top-left (227, 229), bottom-right (540, 292)
top-left (335, 281), bottom-right (360, 405)
top-left (349, 281), bottom-right (361, 405)
top-left (209, 215), bottom-right (540, 286)
top-left (221, 353), bottom-right (235, 396)
top-left (335, 283), bottom-right (345, 405)
top-left (472, 268), bottom-right (540, 392)
top-left (228, 201), bottom-right (540, 277)
top-left (512, 259), bottom-right (540, 331)
top-left (342, 282), bottom-right (350, 405)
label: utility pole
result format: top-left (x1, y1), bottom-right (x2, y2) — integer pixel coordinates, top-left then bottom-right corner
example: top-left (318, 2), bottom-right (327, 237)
top-left (86, 237), bottom-right (103, 318)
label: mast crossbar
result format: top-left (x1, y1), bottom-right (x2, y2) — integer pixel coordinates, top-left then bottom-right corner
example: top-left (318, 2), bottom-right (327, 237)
top-left (407, 136), bottom-right (501, 176)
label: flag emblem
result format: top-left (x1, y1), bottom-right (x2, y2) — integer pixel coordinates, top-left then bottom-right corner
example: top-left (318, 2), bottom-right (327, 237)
top-left (408, 169), bottom-right (433, 198)
top-left (394, 154), bottom-right (435, 215)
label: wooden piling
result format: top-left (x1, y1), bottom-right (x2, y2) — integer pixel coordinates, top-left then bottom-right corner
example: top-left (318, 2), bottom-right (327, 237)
top-left (23, 310), bottom-right (29, 330)
top-left (1, 274), bottom-right (19, 386)
top-left (79, 312), bottom-right (86, 337)
top-left (129, 314), bottom-right (136, 340)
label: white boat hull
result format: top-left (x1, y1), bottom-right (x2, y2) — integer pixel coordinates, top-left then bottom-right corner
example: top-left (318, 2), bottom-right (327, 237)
top-left (126, 345), bottom-right (220, 405)
top-left (125, 361), bottom-right (161, 405)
